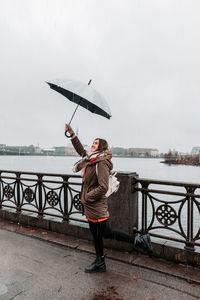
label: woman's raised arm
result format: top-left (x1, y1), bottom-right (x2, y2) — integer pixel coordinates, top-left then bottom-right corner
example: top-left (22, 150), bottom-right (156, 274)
top-left (65, 124), bottom-right (87, 157)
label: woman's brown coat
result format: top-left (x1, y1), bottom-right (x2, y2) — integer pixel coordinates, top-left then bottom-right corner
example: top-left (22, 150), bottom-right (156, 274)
top-left (71, 136), bottom-right (113, 220)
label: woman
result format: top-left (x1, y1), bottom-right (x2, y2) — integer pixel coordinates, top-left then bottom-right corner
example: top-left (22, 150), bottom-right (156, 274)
top-left (65, 124), bottom-right (152, 273)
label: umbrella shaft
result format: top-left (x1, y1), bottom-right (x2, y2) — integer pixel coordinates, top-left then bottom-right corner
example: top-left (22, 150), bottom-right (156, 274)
top-left (68, 98), bottom-right (82, 125)
top-left (69, 80), bottom-right (91, 124)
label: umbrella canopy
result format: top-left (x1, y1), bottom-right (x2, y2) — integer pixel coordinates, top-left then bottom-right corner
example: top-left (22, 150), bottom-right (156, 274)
top-left (46, 79), bottom-right (112, 120)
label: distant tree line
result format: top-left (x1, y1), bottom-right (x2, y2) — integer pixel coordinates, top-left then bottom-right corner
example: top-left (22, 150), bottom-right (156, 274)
top-left (164, 150), bottom-right (200, 165)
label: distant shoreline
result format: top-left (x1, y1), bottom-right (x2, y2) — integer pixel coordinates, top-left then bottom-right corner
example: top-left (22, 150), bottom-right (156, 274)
top-left (161, 161), bottom-right (200, 166)
top-left (0, 153), bottom-right (161, 159)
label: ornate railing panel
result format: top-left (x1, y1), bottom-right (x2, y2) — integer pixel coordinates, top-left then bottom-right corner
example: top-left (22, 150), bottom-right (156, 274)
top-left (0, 170), bottom-right (85, 223)
top-left (134, 178), bottom-right (200, 250)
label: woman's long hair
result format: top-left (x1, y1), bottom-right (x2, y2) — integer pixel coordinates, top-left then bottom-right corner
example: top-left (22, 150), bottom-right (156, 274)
top-left (95, 138), bottom-right (109, 151)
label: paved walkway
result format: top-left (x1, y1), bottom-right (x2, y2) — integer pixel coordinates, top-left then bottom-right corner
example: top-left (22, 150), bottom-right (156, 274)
top-left (0, 220), bottom-right (200, 300)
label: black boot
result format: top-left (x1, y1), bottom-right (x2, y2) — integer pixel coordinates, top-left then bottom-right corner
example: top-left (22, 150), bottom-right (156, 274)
top-left (85, 256), bottom-right (106, 273)
top-left (134, 233), bottom-right (153, 258)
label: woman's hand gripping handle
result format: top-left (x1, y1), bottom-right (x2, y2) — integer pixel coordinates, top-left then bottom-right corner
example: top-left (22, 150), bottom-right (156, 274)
top-left (65, 124), bottom-right (75, 138)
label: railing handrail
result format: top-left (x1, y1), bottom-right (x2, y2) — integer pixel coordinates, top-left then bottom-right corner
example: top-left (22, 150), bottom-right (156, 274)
top-left (136, 177), bottom-right (200, 188)
top-left (0, 169), bottom-right (81, 178)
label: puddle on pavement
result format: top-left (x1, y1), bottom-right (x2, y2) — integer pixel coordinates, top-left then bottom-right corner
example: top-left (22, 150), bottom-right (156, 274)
top-left (0, 283), bottom-right (7, 295)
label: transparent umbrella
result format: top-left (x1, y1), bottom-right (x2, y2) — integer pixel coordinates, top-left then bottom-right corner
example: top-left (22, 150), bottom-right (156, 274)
top-left (46, 78), bottom-right (112, 137)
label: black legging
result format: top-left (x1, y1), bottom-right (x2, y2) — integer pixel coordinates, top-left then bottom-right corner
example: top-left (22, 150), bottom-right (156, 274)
top-left (89, 220), bottom-right (135, 257)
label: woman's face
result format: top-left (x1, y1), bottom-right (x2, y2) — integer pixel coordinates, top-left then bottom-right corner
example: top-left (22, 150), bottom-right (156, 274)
top-left (91, 139), bottom-right (99, 152)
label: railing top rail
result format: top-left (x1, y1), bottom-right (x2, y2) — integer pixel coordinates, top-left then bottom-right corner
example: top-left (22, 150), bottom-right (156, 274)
top-left (0, 169), bottom-right (82, 178)
top-left (0, 175), bottom-right (82, 185)
top-left (136, 177), bottom-right (200, 188)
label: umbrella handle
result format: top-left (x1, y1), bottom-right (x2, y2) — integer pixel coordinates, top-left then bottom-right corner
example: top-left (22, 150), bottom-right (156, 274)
top-left (65, 131), bottom-right (73, 138)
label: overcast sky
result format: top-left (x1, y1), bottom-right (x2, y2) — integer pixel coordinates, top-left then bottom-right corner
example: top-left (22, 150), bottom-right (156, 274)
top-left (1, 0), bottom-right (200, 153)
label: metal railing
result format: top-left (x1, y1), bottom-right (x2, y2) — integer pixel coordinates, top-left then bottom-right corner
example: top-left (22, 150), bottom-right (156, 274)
top-left (0, 170), bottom-right (84, 223)
top-left (134, 178), bottom-right (200, 251)
top-left (1, 170), bottom-right (200, 251)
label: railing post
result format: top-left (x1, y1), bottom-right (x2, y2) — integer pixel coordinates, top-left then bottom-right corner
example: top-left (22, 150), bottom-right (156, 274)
top-left (38, 174), bottom-right (43, 217)
top-left (16, 172), bottom-right (21, 213)
top-left (184, 186), bottom-right (195, 252)
top-left (108, 172), bottom-right (138, 234)
top-left (63, 176), bottom-right (69, 222)
top-left (0, 171), bottom-right (2, 209)
top-left (141, 182), bottom-right (149, 234)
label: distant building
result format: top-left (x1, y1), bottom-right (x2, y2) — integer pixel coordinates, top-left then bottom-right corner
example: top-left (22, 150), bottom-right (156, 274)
top-left (111, 147), bottom-right (126, 156)
top-left (65, 147), bottom-right (77, 156)
top-left (0, 145), bottom-right (36, 155)
top-left (0, 144), bottom-right (6, 154)
top-left (191, 147), bottom-right (200, 155)
top-left (125, 148), bottom-right (159, 157)
top-left (35, 146), bottom-right (42, 154)
top-left (150, 149), bottom-right (159, 157)
top-left (0, 144), bottom-right (6, 148)
top-left (54, 147), bottom-right (67, 156)
top-left (42, 148), bottom-right (55, 156)
top-left (54, 146), bottom-right (77, 156)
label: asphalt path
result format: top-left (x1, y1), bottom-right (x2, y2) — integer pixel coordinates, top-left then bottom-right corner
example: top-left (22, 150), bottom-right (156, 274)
top-left (0, 229), bottom-right (200, 300)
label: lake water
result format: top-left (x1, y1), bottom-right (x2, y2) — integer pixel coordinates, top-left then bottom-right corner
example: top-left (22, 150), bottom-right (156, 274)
top-left (0, 155), bottom-right (200, 183)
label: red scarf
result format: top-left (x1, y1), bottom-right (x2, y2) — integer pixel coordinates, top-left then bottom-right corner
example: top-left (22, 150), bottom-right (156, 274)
top-left (90, 157), bottom-right (100, 163)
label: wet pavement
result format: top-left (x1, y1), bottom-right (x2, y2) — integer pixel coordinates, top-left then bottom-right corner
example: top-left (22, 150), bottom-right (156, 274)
top-left (0, 221), bottom-right (200, 300)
